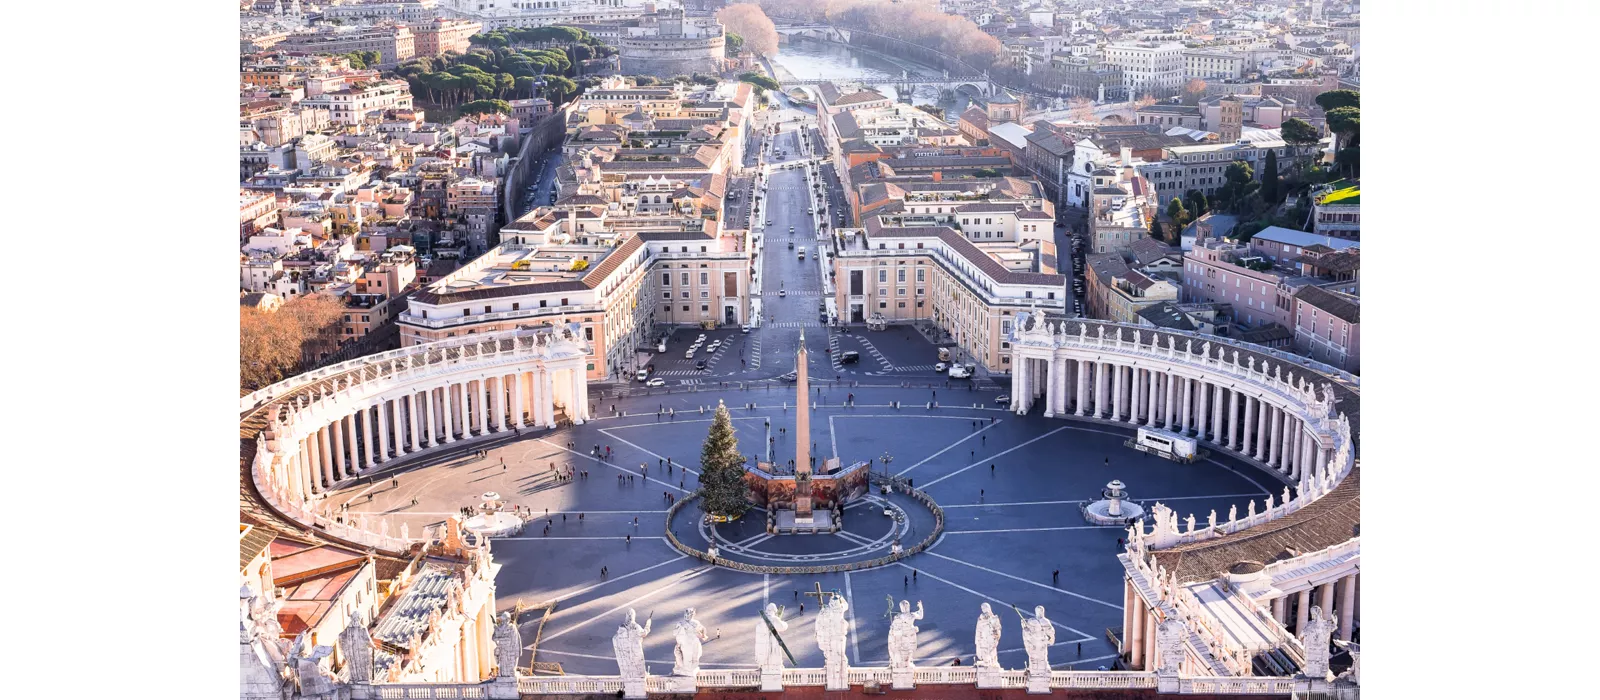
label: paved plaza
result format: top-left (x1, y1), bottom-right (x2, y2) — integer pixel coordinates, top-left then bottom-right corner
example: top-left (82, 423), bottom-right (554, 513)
top-left (329, 384), bottom-right (1282, 676)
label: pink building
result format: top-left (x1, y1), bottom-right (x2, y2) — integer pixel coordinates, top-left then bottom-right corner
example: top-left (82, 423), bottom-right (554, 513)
top-left (1292, 286), bottom-right (1360, 373)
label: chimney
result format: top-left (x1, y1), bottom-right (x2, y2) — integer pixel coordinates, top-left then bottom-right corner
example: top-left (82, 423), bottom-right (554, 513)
top-left (1120, 146), bottom-right (1132, 165)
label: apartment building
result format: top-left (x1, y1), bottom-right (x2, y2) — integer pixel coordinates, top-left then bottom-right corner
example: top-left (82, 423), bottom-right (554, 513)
top-left (399, 205), bottom-right (751, 381)
top-left (1183, 50), bottom-right (1247, 80)
top-left (833, 220), bottom-right (1065, 373)
top-left (1291, 285), bottom-right (1361, 374)
top-left (1180, 226), bottom-right (1358, 333)
top-left (299, 79), bottom-right (415, 125)
top-left (276, 24), bottom-right (417, 68)
top-left (411, 17), bottom-right (482, 57)
top-left (1102, 42), bottom-right (1184, 97)
top-left (1311, 184), bottom-right (1360, 239)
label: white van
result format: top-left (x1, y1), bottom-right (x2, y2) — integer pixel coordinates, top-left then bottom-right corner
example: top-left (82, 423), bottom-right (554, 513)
top-left (797, 247), bottom-right (806, 260)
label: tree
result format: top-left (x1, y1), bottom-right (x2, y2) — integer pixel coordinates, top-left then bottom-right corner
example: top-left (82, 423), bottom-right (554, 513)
top-left (698, 401), bottom-right (750, 519)
top-left (1166, 197), bottom-right (1189, 231)
top-left (1185, 189), bottom-right (1209, 218)
top-left (1215, 161), bottom-right (1258, 214)
top-left (1325, 106), bottom-right (1360, 175)
top-left (1261, 148), bottom-right (1280, 204)
top-left (460, 99), bottom-right (512, 116)
top-left (241, 294), bottom-right (345, 390)
top-left (974, 168), bottom-right (1002, 178)
top-left (738, 72), bottom-right (780, 91)
top-left (1314, 89), bottom-right (1359, 112)
top-left (1133, 93), bottom-right (1157, 110)
top-left (1181, 78), bottom-right (1207, 105)
top-left (725, 31), bottom-right (745, 58)
top-left (716, 4), bottom-right (779, 56)
top-left (1279, 118), bottom-right (1321, 175)
top-left (542, 75), bottom-right (578, 103)
top-left (1148, 217), bottom-right (1165, 243)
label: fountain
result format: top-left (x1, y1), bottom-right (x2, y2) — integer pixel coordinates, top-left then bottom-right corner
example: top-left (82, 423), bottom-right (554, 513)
top-left (462, 491), bottom-right (525, 538)
top-left (1082, 480), bottom-right (1145, 525)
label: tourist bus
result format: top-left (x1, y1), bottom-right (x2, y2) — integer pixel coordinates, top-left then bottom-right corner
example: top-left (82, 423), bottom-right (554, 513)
top-left (1132, 427), bottom-right (1199, 463)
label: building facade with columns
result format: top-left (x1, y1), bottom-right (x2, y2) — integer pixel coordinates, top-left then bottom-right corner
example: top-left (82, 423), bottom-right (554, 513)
top-left (1007, 312), bottom-right (1359, 681)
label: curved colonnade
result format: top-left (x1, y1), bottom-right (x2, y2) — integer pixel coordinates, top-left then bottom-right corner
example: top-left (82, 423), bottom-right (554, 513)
top-left (241, 328), bottom-right (592, 552)
top-left (1008, 313), bottom-right (1361, 679)
top-left (1008, 314), bottom-right (1357, 500)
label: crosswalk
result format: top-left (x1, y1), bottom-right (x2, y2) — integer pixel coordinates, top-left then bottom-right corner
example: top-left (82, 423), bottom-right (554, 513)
top-left (655, 369), bottom-right (707, 378)
top-left (894, 364), bottom-right (942, 373)
top-left (850, 335), bottom-right (896, 372)
top-left (765, 321), bottom-right (823, 328)
top-left (748, 336), bottom-right (763, 371)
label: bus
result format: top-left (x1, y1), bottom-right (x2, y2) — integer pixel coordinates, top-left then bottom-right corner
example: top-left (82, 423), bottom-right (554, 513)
top-left (1132, 427), bottom-right (1198, 463)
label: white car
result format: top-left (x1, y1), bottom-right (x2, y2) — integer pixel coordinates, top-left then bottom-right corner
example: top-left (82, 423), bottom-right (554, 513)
top-left (646, 378), bottom-right (667, 387)
top-left (934, 362), bottom-right (948, 373)
top-left (697, 334), bottom-right (707, 342)
top-left (707, 341), bottom-right (721, 352)
top-left (685, 348), bottom-right (697, 359)
top-left (741, 324), bottom-right (752, 333)
top-left (779, 289), bottom-right (787, 297)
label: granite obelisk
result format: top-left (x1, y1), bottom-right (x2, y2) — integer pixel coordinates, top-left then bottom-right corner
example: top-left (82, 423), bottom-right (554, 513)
top-left (794, 331), bottom-right (813, 522)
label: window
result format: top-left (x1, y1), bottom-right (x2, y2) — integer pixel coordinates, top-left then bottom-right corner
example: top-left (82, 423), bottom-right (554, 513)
top-left (700, 272), bottom-right (708, 285)
top-left (681, 273), bottom-right (690, 285)
top-left (879, 302), bottom-right (887, 308)
top-left (662, 273), bottom-right (671, 285)
top-left (700, 291), bottom-right (709, 298)
top-left (682, 291), bottom-right (690, 299)
top-left (560, 298), bottom-right (569, 306)
top-left (683, 305), bottom-right (690, 311)
top-left (662, 292), bottom-right (672, 299)
top-left (897, 269), bottom-right (906, 282)
top-left (584, 327), bottom-right (593, 341)
top-left (878, 270), bottom-right (887, 283)
top-left (701, 304), bottom-right (709, 312)
top-left (512, 303), bottom-right (520, 311)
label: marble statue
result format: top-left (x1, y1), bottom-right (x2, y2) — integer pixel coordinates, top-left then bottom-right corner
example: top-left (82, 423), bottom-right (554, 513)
top-left (887, 600), bottom-right (924, 669)
top-left (1335, 641), bottom-right (1361, 685)
top-left (339, 616), bottom-right (375, 683)
top-left (612, 609), bottom-right (652, 680)
top-left (1156, 618), bottom-right (1187, 676)
top-left (1022, 606), bottom-right (1054, 675)
top-left (973, 603), bottom-right (1002, 668)
top-left (1284, 486), bottom-right (1294, 505)
top-left (1299, 606), bottom-right (1337, 679)
top-left (755, 603), bottom-right (789, 670)
top-left (816, 596), bottom-right (851, 685)
top-left (492, 612), bottom-right (521, 678)
top-left (401, 522), bottom-right (410, 541)
top-left (296, 645), bottom-right (337, 696)
top-left (672, 608), bottom-right (708, 676)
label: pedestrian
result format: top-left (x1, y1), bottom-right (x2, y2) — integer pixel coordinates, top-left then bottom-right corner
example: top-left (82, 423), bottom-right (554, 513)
top-left (904, 575), bottom-right (908, 587)
top-left (626, 534), bottom-right (631, 543)
top-left (1052, 569), bottom-right (1059, 584)
top-left (634, 517), bottom-right (639, 526)
top-left (580, 513), bottom-right (585, 521)
top-left (794, 590), bottom-right (799, 600)
top-left (980, 489), bottom-right (985, 498)
top-left (990, 464), bottom-right (995, 473)
top-left (799, 603), bottom-right (804, 614)
top-left (563, 513), bottom-right (567, 522)
top-left (1076, 642), bottom-right (1082, 656)
top-left (970, 450), bottom-right (975, 459)
top-left (913, 570), bottom-right (917, 582)
top-left (982, 435), bottom-right (986, 445)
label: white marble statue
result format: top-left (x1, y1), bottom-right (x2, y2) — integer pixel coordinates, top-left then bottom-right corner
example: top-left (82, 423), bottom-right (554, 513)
top-left (1022, 606), bottom-right (1054, 675)
top-left (816, 595), bottom-right (851, 684)
top-left (296, 645), bottom-right (337, 696)
top-left (339, 616), bottom-right (375, 683)
top-left (1299, 606), bottom-right (1337, 679)
top-left (1156, 617), bottom-right (1187, 676)
top-left (973, 603), bottom-right (1002, 668)
top-left (887, 600), bottom-right (924, 670)
top-left (492, 612), bottom-right (521, 678)
top-left (755, 603), bottom-right (789, 670)
top-left (672, 608), bottom-right (708, 676)
top-left (612, 609), bottom-right (652, 680)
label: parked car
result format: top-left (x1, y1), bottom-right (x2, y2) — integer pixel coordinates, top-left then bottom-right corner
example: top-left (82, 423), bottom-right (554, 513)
top-left (685, 348), bottom-right (696, 358)
top-left (707, 340), bottom-right (721, 352)
top-left (934, 362), bottom-right (948, 373)
top-left (636, 369), bottom-right (650, 381)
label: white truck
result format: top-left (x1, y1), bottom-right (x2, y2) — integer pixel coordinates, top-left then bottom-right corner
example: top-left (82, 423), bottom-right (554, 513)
top-left (1131, 427), bottom-right (1199, 463)
top-left (948, 363), bottom-right (974, 379)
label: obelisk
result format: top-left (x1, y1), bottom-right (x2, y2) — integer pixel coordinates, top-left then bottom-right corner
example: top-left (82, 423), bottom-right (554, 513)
top-left (794, 331), bottom-right (813, 523)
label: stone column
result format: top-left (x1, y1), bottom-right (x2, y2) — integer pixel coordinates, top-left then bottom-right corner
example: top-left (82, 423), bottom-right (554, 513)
top-left (377, 400), bottom-right (391, 461)
top-left (572, 369), bottom-right (588, 423)
top-left (1181, 378), bottom-right (1193, 434)
top-left (1295, 589), bottom-right (1311, 633)
top-left (1270, 407), bottom-right (1285, 469)
top-left (1241, 397), bottom-right (1256, 457)
top-left (1195, 382), bottom-right (1209, 439)
top-left (512, 372), bottom-right (526, 428)
top-left (1318, 581), bottom-right (1336, 620)
top-left (490, 377), bottom-right (504, 432)
top-left (291, 442), bottom-right (307, 499)
top-left (1042, 359), bottom-right (1056, 417)
top-left (416, 391), bottom-right (428, 450)
top-left (1111, 363), bottom-right (1124, 421)
top-left (1165, 372), bottom-right (1178, 430)
top-left (364, 406), bottom-right (378, 470)
top-left (1095, 362), bottom-right (1109, 418)
top-left (1271, 597), bottom-right (1287, 625)
top-left (330, 418), bottom-right (347, 481)
top-left (1143, 611), bottom-right (1157, 672)
top-left (1129, 600), bottom-right (1146, 668)
top-left (1076, 360), bottom-right (1089, 416)
top-left (1211, 383), bottom-right (1225, 443)
top-left (1123, 580), bottom-right (1137, 657)
top-left (1338, 574), bottom-right (1357, 642)
top-left (1226, 389), bottom-right (1240, 450)
top-left (1253, 400), bottom-right (1268, 461)
top-left (1147, 371), bottom-right (1161, 427)
top-left (1301, 429), bottom-right (1317, 482)
top-left (443, 383), bottom-right (457, 443)
top-left (317, 425), bottom-right (333, 490)
top-left (1283, 420), bottom-right (1298, 478)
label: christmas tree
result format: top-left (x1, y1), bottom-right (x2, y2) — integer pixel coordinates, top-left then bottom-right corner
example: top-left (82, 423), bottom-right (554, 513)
top-left (698, 400), bottom-right (750, 519)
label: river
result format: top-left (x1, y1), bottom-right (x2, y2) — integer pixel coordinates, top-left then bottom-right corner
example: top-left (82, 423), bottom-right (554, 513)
top-left (766, 37), bottom-right (978, 120)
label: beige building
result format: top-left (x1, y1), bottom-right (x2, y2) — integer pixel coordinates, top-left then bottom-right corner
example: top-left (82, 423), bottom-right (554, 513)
top-left (276, 24), bottom-right (417, 68)
top-left (834, 221), bottom-right (1065, 373)
top-left (411, 18), bottom-right (482, 57)
top-left (399, 205), bottom-right (750, 381)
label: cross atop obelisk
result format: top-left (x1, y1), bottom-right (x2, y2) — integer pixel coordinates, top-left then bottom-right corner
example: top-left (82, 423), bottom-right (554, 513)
top-left (794, 331), bottom-right (813, 522)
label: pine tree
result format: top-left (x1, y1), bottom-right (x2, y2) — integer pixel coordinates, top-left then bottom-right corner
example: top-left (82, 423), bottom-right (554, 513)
top-left (698, 401), bottom-right (750, 519)
top-left (1149, 218), bottom-right (1165, 243)
top-left (1262, 149), bottom-right (1280, 204)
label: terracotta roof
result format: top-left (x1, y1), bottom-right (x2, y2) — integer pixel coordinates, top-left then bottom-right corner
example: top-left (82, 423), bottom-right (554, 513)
top-left (240, 525), bottom-right (276, 572)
